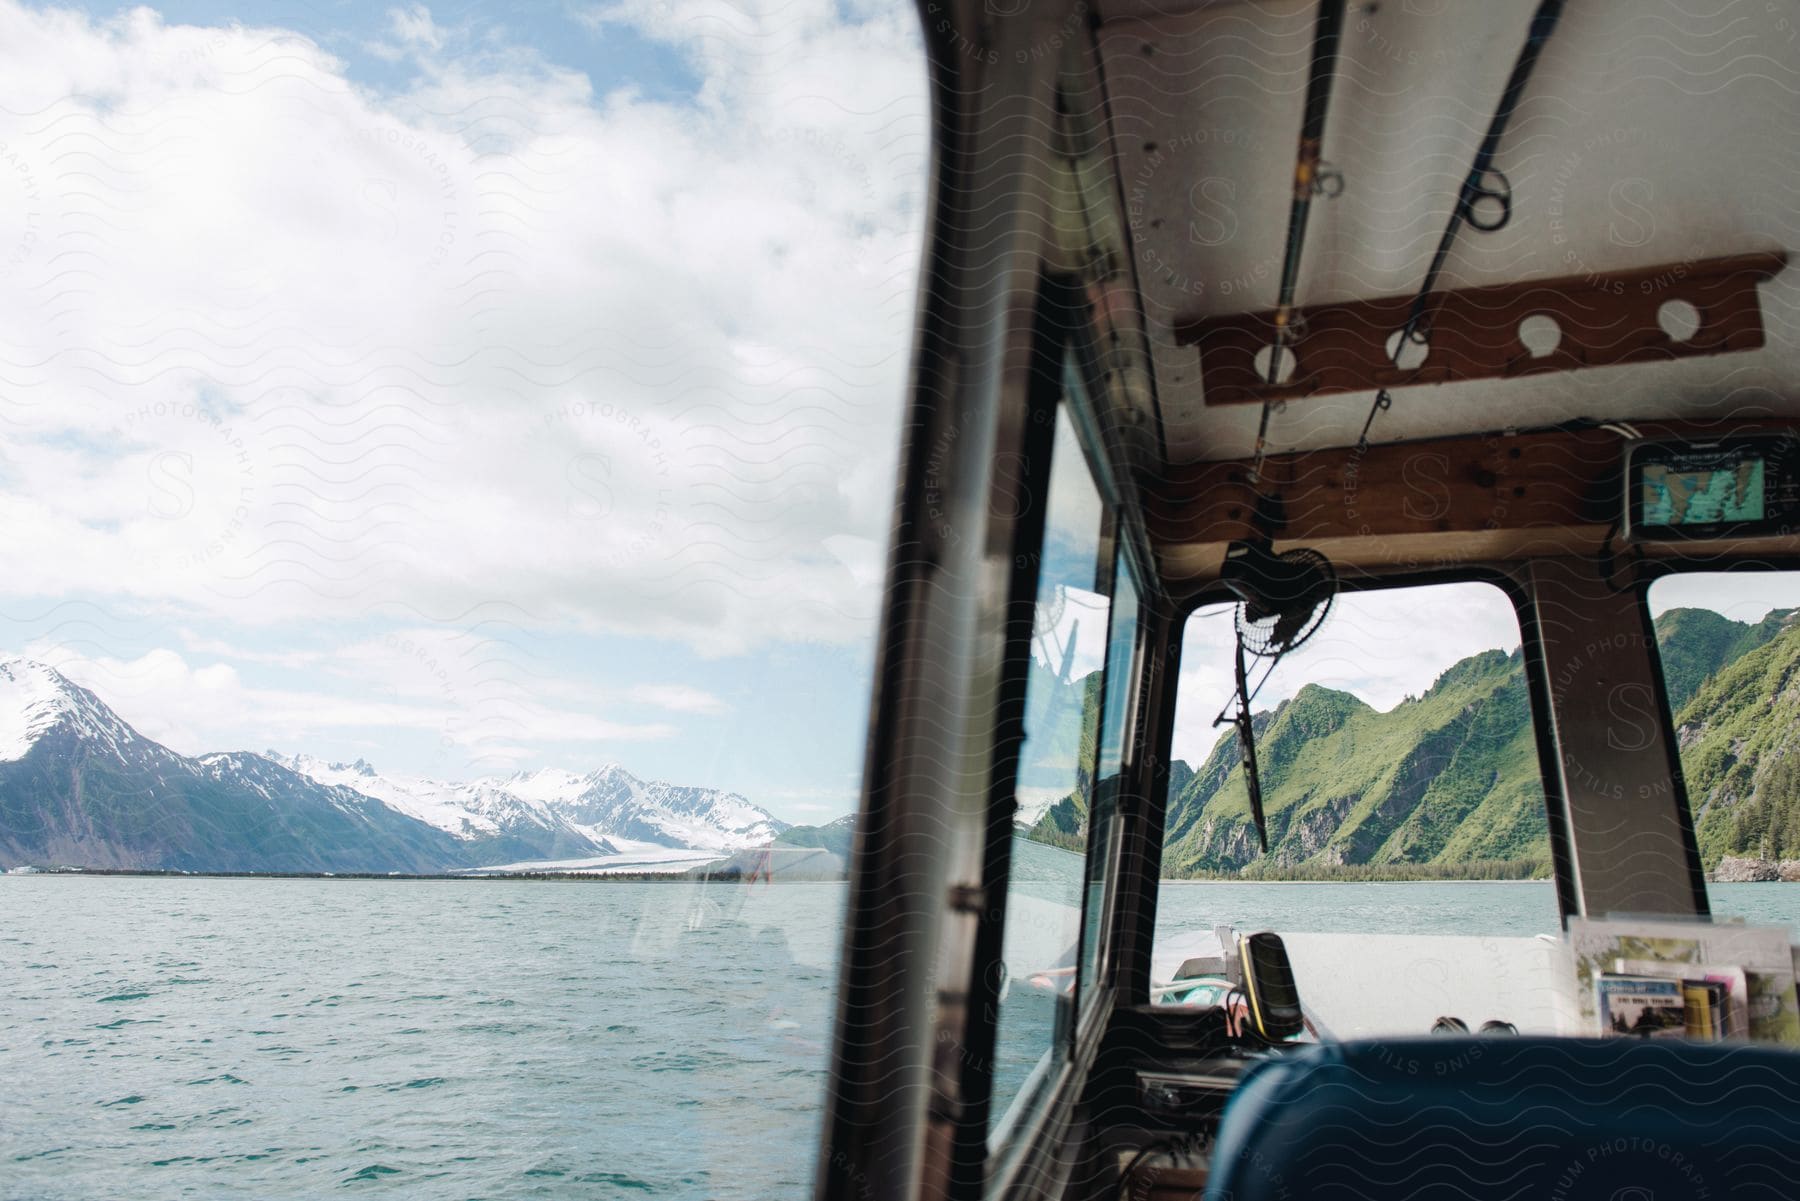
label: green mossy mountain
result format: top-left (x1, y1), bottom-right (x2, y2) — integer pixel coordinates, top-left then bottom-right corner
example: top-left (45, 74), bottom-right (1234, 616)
top-left (1027, 672), bottom-right (1104, 853)
top-left (1161, 648), bottom-right (1544, 875)
top-left (768, 605), bottom-right (1800, 879)
top-left (1087, 604), bottom-right (1796, 879)
top-left (772, 813), bottom-right (856, 860)
top-left (1655, 607), bottom-right (1791, 710)
top-left (1669, 613), bottom-right (1800, 865)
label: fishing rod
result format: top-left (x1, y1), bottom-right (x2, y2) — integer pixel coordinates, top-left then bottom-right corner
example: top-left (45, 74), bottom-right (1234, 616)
top-left (1230, 638), bottom-right (1270, 852)
top-left (1355, 0), bottom-right (1569, 452)
top-left (1250, 0), bottom-right (1348, 485)
top-left (1210, 614), bottom-right (1283, 856)
top-left (1224, 0), bottom-right (1353, 849)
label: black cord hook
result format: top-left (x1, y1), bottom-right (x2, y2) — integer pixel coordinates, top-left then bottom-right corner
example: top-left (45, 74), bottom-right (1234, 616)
top-left (1462, 168), bottom-right (1513, 233)
top-left (1355, 389), bottom-right (1393, 454)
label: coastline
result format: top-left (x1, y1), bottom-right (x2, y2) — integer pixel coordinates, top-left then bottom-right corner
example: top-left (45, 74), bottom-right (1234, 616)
top-left (0, 866), bottom-right (847, 884)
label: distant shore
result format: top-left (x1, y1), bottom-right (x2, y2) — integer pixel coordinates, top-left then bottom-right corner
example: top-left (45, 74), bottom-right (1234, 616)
top-left (1163, 856), bottom-right (1551, 884)
top-left (0, 866), bottom-right (847, 883)
top-left (1710, 856), bottom-right (1800, 883)
top-left (7, 861), bottom-right (1789, 885)
top-left (5, 868), bottom-right (1559, 886)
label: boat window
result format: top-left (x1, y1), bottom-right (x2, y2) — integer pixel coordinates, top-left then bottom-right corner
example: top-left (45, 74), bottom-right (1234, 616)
top-left (991, 403), bottom-right (1110, 1134)
top-left (0, 3), bottom-right (927, 1197)
top-left (1077, 548), bottom-right (1141, 1016)
top-left (1153, 580), bottom-right (1560, 1037)
top-left (1646, 571), bottom-right (1800, 925)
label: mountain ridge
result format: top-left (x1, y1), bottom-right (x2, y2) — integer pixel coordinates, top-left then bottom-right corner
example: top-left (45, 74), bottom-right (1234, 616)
top-left (0, 657), bottom-right (784, 873)
top-left (1669, 614), bottom-right (1800, 867)
top-left (1149, 608), bottom-right (1798, 878)
top-left (10, 601), bottom-right (1791, 878)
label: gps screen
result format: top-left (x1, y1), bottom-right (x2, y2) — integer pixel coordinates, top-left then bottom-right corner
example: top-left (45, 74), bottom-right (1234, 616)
top-left (1639, 458), bottom-right (1766, 528)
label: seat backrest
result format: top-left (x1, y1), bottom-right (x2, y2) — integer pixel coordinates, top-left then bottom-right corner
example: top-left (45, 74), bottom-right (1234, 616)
top-left (1203, 1036), bottom-right (1800, 1201)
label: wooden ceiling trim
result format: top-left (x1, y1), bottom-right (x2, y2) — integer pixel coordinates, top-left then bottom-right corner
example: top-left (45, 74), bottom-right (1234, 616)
top-left (1145, 419), bottom-right (1799, 549)
top-left (1174, 251), bottom-right (1788, 408)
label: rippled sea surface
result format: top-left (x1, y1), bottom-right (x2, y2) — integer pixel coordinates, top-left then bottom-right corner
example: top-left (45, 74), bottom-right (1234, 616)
top-left (3, 876), bottom-right (1796, 1199)
top-left (1, 877), bottom-right (844, 1200)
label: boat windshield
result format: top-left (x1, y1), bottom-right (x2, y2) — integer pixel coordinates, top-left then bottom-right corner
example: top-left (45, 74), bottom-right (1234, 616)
top-left (1154, 579), bottom-right (1563, 1037)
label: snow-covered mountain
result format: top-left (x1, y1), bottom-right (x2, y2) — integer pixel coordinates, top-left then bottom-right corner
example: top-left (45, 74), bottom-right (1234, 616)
top-left (267, 753), bottom-right (618, 861)
top-left (0, 659), bottom-right (172, 768)
top-left (0, 657), bottom-right (785, 873)
top-left (0, 659), bottom-right (474, 873)
top-left (275, 757), bottom-right (785, 855)
top-left (494, 763), bottom-right (787, 852)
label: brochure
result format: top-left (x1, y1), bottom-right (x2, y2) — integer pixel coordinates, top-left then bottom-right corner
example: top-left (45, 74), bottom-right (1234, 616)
top-left (1568, 918), bottom-right (1800, 1043)
top-left (1596, 974), bottom-right (1687, 1038)
top-left (1615, 959), bottom-right (1746, 1040)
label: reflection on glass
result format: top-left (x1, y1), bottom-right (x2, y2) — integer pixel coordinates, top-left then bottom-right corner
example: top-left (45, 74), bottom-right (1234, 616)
top-left (1078, 553), bottom-right (1139, 1015)
top-left (989, 404), bottom-right (1108, 1133)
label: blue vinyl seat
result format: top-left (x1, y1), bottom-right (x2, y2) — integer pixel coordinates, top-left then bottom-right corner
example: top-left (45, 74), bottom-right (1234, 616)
top-left (1202, 1037), bottom-right (1800, 1201)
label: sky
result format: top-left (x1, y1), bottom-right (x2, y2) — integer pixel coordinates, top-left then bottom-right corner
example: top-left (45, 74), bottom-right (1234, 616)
top-left (1, 2), bottom-right (1792, 823)
top-left (0, 0), bottom-right (928, 822)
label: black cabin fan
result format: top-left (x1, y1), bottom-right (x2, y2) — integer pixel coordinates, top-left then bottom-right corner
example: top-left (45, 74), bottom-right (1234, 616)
top-left (1223, 541), bottom-right (1337, 658)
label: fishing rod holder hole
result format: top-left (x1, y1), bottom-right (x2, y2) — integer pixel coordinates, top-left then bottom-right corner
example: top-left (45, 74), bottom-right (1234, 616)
top-left (1253, 344), bottom-right (1298, 385)
top-left (1657, 298), bottom-right (1702, 343)
top-left (1517, 313), bottom-right (1562, 358)
top-left (1384, 328), bottom-right (1431, 371)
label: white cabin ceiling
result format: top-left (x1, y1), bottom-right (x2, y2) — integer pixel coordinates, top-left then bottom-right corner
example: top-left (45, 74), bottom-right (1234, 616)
top-left (1093, 0), bottom-right (1800, 463)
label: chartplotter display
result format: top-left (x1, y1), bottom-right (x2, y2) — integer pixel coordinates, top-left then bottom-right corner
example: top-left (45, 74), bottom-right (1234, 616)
top-left (1640, 458), bottom-right (1766, 527)
top-left (1626, 435), bottom-right (1800, 541)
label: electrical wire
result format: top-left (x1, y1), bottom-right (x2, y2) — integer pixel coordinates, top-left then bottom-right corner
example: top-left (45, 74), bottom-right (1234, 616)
top-left (1119, 1132), bottom-right (1210, 1198)
top-left (1595, 518), bottom-right (1644, 594)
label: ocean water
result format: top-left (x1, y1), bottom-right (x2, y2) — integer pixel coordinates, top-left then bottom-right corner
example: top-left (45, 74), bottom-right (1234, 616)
top-left (3, 875), bottom-right (1796, 1199)
top-left (0, 877), bottom-right (844, 1201)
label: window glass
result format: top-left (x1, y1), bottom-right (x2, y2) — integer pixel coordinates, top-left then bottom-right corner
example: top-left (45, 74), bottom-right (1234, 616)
top-left (990, 404), bottom-right (1108, 1133)
top-left (1076, 553), bottom-right (1139, 1015)
top-left (1647, 571), bottom-right (1800, 925)
top-left (0, 3), bottom-right (925, 1197)
top-left (1153, 581), bottom-right (1558, 1036)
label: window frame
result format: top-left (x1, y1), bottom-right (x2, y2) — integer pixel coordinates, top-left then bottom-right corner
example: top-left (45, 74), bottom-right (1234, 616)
top-left (981, 366), bottom-right (1161, 1200)
top-left (983, 361), bottom-right (1146, 1149)
top-left (1146, 564), bottom-right (1578, 932)
top-left (984, 393), bottom-right (1111, 1134)
top-left (1076, 544), bottom-right (1144, 1021)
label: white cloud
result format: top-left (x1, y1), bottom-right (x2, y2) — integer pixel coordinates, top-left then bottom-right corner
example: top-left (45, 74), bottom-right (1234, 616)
top-left (20, 641), bottom-right (679, 765)
top-left (628, 682), bottom-right (728, 714)
top-left (0, 0), bottom-right (926, 656)
top-left (757, 783), bottom-right (858, 819)
top-left (386, 4), bottom-right (446, 53)
top-left (1648, 570), bottom-right (1799, 624)
top-left (1170, 582), bottom-right (1525, 764)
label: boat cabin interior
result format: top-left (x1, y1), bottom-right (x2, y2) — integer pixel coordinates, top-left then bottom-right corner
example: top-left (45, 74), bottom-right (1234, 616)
top-left (815, 0), bottom-right (1800, 1198)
